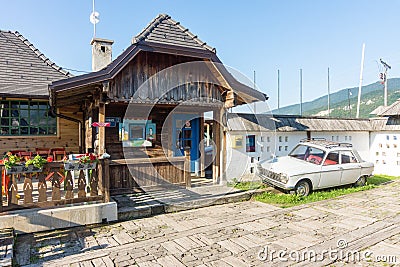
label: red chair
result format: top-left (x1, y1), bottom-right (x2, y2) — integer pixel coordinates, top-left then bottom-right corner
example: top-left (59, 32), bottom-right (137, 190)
top-left (17, 151), bottom-right (32, 159)
top-left (51, 148), bottom-right (66, 161)
top-left (35, 148), bottom-right (50, 157)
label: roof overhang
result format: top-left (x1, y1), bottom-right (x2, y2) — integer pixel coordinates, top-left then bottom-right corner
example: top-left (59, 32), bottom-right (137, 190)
top-left (50, 41), bottom-right (267, 107)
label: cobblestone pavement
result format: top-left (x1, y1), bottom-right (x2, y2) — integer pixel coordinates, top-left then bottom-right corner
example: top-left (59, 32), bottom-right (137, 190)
top-left (15, 180), bottom-right (400, 266)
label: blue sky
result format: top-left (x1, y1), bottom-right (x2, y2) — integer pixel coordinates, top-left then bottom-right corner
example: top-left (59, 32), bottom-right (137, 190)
top-left (2, 0), bottom-right (400, 110)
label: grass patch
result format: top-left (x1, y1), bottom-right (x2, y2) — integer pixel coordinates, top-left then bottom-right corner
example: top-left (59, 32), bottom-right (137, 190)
top-left (228, 181), bottom-right (267, 191)
top-left (253, 174), bottom-right (399, 208)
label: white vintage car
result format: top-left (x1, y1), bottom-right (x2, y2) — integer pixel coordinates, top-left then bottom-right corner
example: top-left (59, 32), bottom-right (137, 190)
top-left (257, 139), bottom-right (374, 196)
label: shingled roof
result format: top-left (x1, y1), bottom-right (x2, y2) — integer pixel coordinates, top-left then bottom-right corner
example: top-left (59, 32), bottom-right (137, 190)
top-left (375, 99), bottom-right (400, 117)
top-left (132, 14), bottom-right (216, 53)
top-left (0, 30), bottom-right (72, 98)
top-left (228, 114), bottom-right (372, 132)
top-left (50, 14), bottom-right (267, 105)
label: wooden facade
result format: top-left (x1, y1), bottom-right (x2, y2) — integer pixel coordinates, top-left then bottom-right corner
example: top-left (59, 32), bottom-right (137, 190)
top-left (49, 14), bottom-right (266, 195)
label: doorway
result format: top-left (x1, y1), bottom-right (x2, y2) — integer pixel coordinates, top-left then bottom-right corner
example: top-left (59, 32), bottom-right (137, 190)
top-left (172, 114), bottom-right (200, 173)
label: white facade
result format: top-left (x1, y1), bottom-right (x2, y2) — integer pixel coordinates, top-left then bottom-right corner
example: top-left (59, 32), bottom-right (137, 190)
top-left (226, 130), bottom-right (389, 181)
top-left (370, 131), bottom-right (400, 176)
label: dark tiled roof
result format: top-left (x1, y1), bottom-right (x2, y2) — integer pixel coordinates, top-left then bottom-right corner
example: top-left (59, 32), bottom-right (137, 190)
top-left (0, 30), bottom-right (72, 98)
top-left (132, 14), bottom-right (216, 53)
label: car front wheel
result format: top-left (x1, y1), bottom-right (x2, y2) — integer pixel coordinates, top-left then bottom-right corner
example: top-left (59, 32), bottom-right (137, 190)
top-left (295, 180), bottom-right (311, 197)
top-left (354, 176), bottom-right (366, 187)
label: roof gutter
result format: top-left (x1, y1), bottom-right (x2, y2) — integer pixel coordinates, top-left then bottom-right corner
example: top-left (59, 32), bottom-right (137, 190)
top-left (49, 107), bottom-right (83, 153)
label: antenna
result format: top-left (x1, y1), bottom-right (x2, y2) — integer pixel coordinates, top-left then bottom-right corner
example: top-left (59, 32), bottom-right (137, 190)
top-left (90, 0), bottom-right (100, 38)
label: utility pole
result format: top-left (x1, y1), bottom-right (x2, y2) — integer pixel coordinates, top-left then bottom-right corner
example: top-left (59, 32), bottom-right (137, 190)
top-left (253, 70), bottom-right (256, 114)
top-left (327, 67), bottom-right (330, 117)
top-left (277, 69), bottom-right (280, 114)
top-left (356, 43), bottom-right (365, 118)
top-left (380, 58), bottom-right (391, 106)
top-left (300, 69), bottom-right (303, 116)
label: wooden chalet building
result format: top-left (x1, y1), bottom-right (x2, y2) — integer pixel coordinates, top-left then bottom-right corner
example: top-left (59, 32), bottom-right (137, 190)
top-left (50, 14), bottom-right (267, 191)
top-left (0, 30), bottom-right (74, 154)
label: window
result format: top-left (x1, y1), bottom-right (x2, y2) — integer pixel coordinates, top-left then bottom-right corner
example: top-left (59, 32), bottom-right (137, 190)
top-left (397, 161), bottom-right (400, 166)
top-left (382, 152), bottom-right (386, 156)
top-left (332, 136), bottom-right (335, 141)
top-left (336, 136), bottom-right (339, 141)
top-left (285, 146), bottom-right (288, 151)
top-left (285, 136), bottom-right (288, 142)
top-left (257, 157), bottom-right (260, 161)
top-left (251, 157), bottom-right (255, 163)
top-left (261, 146), bottom-right (264, 152)
top-left (397, 153), bottom-right (400, 157)
top-left (376, 152), bottom-right (379, 156)
top-left (266, 146), bottom-right (270, 152)
top-left (394, 144), bottom-right (398, 148)
top-left (279, 136), bottom-right (282, 142)
top-left (278, 146), bottom-right (282, 151)
top-left (394, 136), bottom-right (398, 141)
top-left (387, 135), bottom-right (390, 141)
top-left (345, 136), bottom-right (348, 141)
top-left (324, 152), bottom-right (339, 165)
top-left (260, 136), bottom-right (264, 142)
top-left (250, 167), bottom-right (254, 173)
top-left (129, 124), bottom-right (145, 140)
top-left (246, 135), bottom-right (256, 152)
top-left (0, 100), bottom-right (56, 136)
top-left (349, 136), bottom-right (352, 141)
top-left (267, 136), bottom-right (270, 142)
top-left (340, 151), bottom-right (358, 164)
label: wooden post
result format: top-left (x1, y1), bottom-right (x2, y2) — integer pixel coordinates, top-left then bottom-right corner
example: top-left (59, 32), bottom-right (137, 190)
top-left (103, 159), bottom-right (110, 202)
top-left (51, 173), bottom-right (61, 201)
top-left (98, 103), bottom-right (106, 155)
top-left (37, 171), bottom-right (47, 202)
top-left (78, 170), bottom-right (86, 198)
top-left (23, 174), bottom-right (33, 204)
top-left (199, 115), bottom-right (205, 178)
top-left (65, 171), bottom-right (74, 199)
top-left (8, 174), bottom-right (18, 205)
top-left (0, 165), bottom-right (3, 213)
top-left (184, 148), bottom-right (191, 188)
top-left (90, 168), bottom-right (98, 196)
top-left (212, 109), bottom-right (221, 184)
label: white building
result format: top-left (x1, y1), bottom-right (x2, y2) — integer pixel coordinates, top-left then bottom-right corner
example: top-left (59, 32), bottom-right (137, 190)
top-left (226, 113), bottom-right (400, 181)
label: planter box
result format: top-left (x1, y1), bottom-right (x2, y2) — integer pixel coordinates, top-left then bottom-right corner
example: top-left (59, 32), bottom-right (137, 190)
top-left (64, 162), bottom-right (97, 171)
top-left (6, 165), bottom-right (43, 174)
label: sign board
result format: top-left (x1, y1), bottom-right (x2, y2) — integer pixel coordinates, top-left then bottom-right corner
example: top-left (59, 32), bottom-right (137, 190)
top-left (105, 117), bottom-right (121, 127)
top-left (92, 122), bottom-right (111, 127)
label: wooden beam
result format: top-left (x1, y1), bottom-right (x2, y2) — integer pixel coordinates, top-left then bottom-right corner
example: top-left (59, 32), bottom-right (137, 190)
top-left (98, 103), bottom-right (106, 155)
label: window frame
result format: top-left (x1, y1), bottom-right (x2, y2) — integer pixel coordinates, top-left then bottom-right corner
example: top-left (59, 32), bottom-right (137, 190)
top-left (0, 100), bottom-right (57, 136)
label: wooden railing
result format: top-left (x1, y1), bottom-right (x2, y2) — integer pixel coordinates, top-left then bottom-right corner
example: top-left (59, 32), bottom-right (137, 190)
top-left (0, 159), bottom-right (110, 212)
top-left (109, 153), bottom-right (190, 195)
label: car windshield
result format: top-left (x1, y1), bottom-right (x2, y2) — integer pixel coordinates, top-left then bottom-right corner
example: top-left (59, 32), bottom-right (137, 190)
top-left (289, 144), bottom-right (326, 165)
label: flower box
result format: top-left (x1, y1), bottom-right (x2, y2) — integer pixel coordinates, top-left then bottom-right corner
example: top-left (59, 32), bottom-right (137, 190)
top-left (64, 162), bottom-right (97, 171)
top-left (6, 165), bottom-right (43, 174)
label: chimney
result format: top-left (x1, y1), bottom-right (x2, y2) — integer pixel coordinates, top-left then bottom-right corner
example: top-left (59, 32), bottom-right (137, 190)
top-left (90, 38), bottom-right (114, 72)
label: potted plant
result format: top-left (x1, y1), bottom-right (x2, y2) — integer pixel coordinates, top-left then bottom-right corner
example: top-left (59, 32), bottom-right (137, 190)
top-left (25, 155), bottom-right (48, 172)
top-left (64, 153), bottom-right (98, 171)
top-left (3, 152), bottom-right (46, 174)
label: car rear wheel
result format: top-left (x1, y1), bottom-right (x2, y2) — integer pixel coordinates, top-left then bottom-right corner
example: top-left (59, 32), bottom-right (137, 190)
top-left (295, 180), bottom-right (311, 197)
top-left (354, 176), bottom-right (366, 187)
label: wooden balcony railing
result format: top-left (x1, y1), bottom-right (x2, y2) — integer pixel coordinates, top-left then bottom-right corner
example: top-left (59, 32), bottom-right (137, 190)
top-left (0, 159), bottom-right (110, 213)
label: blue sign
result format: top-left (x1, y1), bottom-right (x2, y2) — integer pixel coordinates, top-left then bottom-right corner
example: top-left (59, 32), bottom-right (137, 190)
top-left (105, 117), bottom-right (121, 127)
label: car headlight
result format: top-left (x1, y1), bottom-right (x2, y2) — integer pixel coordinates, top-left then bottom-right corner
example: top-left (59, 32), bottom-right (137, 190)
top-left (280, 173), bottom-right (289, 183)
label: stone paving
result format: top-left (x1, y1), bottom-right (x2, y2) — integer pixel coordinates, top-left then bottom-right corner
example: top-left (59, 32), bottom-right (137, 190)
top-left (14, 180), bottom-right (400, 266)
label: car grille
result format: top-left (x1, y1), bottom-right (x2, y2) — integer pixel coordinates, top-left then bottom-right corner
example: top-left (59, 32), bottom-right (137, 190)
top-left (257, 165), bottom-right (280, 181)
